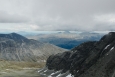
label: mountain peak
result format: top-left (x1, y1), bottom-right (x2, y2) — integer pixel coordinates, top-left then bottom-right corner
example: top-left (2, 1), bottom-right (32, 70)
top-left (10, 32), bottom-right (20, 35)
top-left (0, 33), bottom-right (29, 42)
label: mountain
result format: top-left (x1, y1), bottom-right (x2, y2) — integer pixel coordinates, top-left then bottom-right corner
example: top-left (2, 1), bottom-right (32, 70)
top-left (39, 32), bottom-right (115, 77)
top-left (26, 32), bottom-right (103, 49)
top-left (0, 33), bottom-right (66, 62)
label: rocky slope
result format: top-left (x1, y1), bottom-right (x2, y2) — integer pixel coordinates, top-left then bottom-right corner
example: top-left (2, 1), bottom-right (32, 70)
top-left (0, 33), bottom-right (66, 62)
top-left (39, 32), bottom-right (115, 77)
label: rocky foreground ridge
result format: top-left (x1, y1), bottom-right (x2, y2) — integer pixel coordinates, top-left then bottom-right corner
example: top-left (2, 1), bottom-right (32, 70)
top-left (39, 32), bottom-right (115, 77)
top-left (0, 33), bottom-right (65, 61)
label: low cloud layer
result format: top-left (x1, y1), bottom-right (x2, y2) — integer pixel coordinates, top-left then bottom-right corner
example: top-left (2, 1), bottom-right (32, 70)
top-left (0, 11), bottom-right (29, 23)
top-left (0, 0), bottom-right (115, 31)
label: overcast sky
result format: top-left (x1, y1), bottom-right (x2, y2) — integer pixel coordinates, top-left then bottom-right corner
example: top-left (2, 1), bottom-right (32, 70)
top-left (0, 0), bottom-right (115, 32)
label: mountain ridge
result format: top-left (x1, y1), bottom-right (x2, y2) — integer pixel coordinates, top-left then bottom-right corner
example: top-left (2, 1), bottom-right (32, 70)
top-left (39, 32), bottom-right (115, 77)
top-left (0, 33), bottom-right (66, 62)
top-left (26, 32), bottom-right (103, 49)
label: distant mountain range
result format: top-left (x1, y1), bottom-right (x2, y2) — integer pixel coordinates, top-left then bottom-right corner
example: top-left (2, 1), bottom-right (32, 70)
top-left (26, 31), bottom-right (104, 49)
top-left (0, 33), bottom-right (66, 62)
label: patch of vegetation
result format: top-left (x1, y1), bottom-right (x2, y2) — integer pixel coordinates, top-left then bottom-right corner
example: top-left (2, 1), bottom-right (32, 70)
top-left (0, 60), bottom-right (45, 70)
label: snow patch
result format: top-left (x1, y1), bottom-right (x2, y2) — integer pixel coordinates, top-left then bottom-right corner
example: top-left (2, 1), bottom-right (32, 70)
top-left (66, 74), bottom-right (73, 77)
top-left (50, 72), bottom-right (56, 75)
top-left (104, 44), bottom-right (110, 49)
top-left (110, 47), bottom-right (114, 51)
top-left (56, 73), bottom-right (62, 77)
top-left (48, 76), bottom-right (52, 77)
top-left (48, 71), bottom-right (62, 77)
top-left (44, 70), bottom-right (48, 72)
top-left (38, 69), bottom-right (44, 73)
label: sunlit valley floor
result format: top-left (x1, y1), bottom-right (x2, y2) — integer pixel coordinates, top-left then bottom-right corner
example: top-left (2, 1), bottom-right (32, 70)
top-left (0, 60), bottom-right (45, 77)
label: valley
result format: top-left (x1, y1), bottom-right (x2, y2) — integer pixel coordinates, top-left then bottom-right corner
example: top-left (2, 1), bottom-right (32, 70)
top-left (0, 60), bottom-right (45, 77)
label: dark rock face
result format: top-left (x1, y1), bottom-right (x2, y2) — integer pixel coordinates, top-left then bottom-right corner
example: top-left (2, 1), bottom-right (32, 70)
top-left (46, 51), bottom-right (72, 71)
top-left (46, 41), bottom-right (97, 74)
top-left (0, 33), bottom-right (65, 62)
top-left (45, 32), bottom-right (115, 77)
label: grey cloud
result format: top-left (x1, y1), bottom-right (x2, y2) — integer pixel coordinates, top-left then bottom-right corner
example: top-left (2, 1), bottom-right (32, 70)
top-left (0, 11), bottom-right (29, 23)
top-left (0, 0), bottom-right (115, 31)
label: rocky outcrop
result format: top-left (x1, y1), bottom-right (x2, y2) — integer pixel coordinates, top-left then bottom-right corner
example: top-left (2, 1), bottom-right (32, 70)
top-left (0, 33), bottom-right (66, 62)
top-left (43, 32), bottom-right (115, 77)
